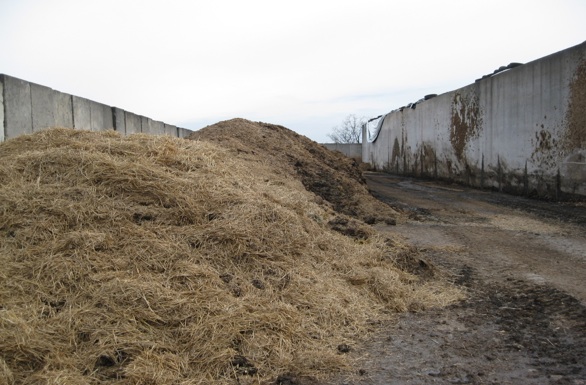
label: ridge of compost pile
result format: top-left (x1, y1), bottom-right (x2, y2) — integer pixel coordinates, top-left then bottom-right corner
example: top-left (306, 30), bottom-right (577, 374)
top-left (0, 128), bottom-right (461, 385)
top-left (188, 118), bottom-right (398, 225)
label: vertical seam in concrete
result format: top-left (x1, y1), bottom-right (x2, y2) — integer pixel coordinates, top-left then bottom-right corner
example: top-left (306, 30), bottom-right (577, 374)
top-left (111, 107), bottom-right (117, 132)
top-left (111, 107), bottom-right (115, 131)
top-left (1, 75), bottom-right (5, 142)
top-left (71, 95), bottom-right (75, 129)
top-left (29, 81), bottom-right (34, 133)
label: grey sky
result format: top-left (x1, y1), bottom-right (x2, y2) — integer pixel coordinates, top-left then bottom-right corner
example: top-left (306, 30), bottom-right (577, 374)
top-left (1, 0), bottom-right (585, 142)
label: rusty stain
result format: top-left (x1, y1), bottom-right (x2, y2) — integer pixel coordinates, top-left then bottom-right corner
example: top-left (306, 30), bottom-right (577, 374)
top-left (565, 59), bottom-right (586, 150)
top-left (450, 91), bottom-right (482, 161)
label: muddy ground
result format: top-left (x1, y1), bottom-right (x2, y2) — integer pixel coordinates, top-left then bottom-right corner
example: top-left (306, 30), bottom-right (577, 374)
top-left (333, 173), bottom-right (586, 385)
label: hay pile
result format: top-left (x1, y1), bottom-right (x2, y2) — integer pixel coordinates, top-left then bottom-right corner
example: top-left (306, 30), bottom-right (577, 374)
top-left (189, 119), bottom-right (398, 224)
top-left (0, 128), bottom-right (461, 385)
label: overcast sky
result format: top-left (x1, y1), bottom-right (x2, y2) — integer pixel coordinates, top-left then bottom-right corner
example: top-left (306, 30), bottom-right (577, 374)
top-left (1, 0), bottom-right (585, 142)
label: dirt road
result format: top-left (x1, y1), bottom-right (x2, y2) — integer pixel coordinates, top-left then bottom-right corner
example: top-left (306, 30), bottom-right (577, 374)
top-left (339, 173), bottom-right (586, 385)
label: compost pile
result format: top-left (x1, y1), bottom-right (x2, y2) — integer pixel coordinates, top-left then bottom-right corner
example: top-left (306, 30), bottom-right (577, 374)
top-left (0, 127), bottom-right (461, 385)
top-left (189, 119), bottom-right (398, 224)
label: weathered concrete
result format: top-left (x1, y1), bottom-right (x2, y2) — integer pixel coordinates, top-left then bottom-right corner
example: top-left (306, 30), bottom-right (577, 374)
top-left (152, 120), bottom-right (165, 135)
top-left (178, 127), bottom-right (192, 138)
top-left (164, 124), bottom-right (178, 137)
top-left (113, 107), bottom-right (126, 134)
top-left (90, 99), bottom-right (114, 131)
top-left (0, 74), bottom-right (193, 141)
top-left (31, 82), bottom-right (73, 132)
top-left (322, 143), bottom-right (362, 160)
top-left (73, 95), bottom-right (113, 131)
top-left (363, 41), bottom-right (586, 199)
top-left (2, 75), bottom-right (33, 138)
top-left (124, 111), bottom-right (142, 135)
top-left (141, 117), bottom-right (165, 135)
top-left (72, 95), bottom-right (91, 131)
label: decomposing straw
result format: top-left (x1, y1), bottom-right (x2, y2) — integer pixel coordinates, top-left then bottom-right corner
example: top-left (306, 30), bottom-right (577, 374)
top-left (0, 126), bottom-right (462, 385)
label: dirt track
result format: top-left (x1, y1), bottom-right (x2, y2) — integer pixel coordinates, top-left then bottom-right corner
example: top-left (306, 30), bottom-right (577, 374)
top-left (337, 173), bottom-right (586, 385)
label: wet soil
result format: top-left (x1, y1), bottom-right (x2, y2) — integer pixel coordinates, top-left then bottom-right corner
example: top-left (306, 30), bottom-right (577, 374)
top-left (334, 173), bottom-right (586, 385)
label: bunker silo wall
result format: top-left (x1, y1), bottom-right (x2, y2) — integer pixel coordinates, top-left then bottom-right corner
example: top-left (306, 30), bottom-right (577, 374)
top-left (363, 41), bottom-right (586, 199)
top-left (0, 74), bottom-right (192, 142)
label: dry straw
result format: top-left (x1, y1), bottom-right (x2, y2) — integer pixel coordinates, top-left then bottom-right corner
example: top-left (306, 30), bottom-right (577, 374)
top-left (0, 124), bottom-right (462, 385)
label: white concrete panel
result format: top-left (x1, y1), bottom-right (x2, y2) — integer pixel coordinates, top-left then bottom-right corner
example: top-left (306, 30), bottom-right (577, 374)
top-left (125, 112), bottom-right (141, 134)
top-left (89, 101), bottom-right (113, 131)
top-left (151, 120), bottom-right (165, 135)
top-left (3, 75), bottom-right (32, 138)
top-left (30, 82), bottom-right (73, 132)
top-left (72, 96), bottom-right (91, 130)
top-left (141, 117), bottom-right (164, 135)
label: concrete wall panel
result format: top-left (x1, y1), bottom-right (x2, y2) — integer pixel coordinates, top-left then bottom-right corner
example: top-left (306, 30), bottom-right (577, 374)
top-left (113, 107), bottom-right (126, 134)
top-left (140, 116), bottom-right (151, 134)
top-left (177, 127), bottom-right (192, 138)
top-left (164, 124), bottom-right (178, 137)
top-left (30, 82), bottom-right (73, 131)
top-left (72, 95), bottom-right (91, 130)
top-left (2, 75), bottom-right (32, 139)
top-left (30, 83), bottom-right (54, 132)
top-left (73, 96), bottom-right (114, 131)
top-left (54, 91), bottom-right (73, 128)
top-left (124, 112), bottom-right (142, 134)
top-left (90, 100), bottom-right (113, 131)
top-left (140, 117), bottom-right (164, 135)
top-left (152, 120), bottom-right (165, 135)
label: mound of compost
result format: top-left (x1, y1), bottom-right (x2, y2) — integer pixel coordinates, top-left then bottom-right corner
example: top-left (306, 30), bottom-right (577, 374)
top-left (0, 128), bottom-right (460, 385)
top-left (188, 118), bottom-right (398, 224)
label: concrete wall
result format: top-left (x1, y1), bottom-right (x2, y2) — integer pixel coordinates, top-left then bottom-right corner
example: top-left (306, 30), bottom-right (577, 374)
top-left (0, 78), bottom-right (4, 143)
top-left (322, 143), bottom-right (363, 160)
top-left (363, 41), bottom-right (586, 199)
top-left (0, 74), bottom-right (193, 141)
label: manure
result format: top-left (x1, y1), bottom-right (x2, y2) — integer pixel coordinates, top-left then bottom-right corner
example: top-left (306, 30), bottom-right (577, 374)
top-left (0, 127), bottom-right (462, 384)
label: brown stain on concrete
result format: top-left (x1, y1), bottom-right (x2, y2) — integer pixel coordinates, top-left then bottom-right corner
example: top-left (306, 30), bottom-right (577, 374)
top-left (531, 129), bottom-right (558, 170)
top-left (421, 143), bottom-right (437, 177)
top-left (536, 129), bottom-right (553, 151)
top-left (450, 91), bottom-right (482, 161)
top-left (391, 137), bottom-right (401, 171)
top-left (565, 59), bottom-right (586, 150)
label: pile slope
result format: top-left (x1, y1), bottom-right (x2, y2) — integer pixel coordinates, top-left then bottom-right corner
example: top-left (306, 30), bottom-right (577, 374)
top-left (188, 119), bottom-right (398, 224)
top-left (0, 128), bottom-right (461, 385)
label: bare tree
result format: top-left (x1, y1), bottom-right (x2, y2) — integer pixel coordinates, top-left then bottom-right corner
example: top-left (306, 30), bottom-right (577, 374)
top-left (327, 114), bottom-right (367, 144)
